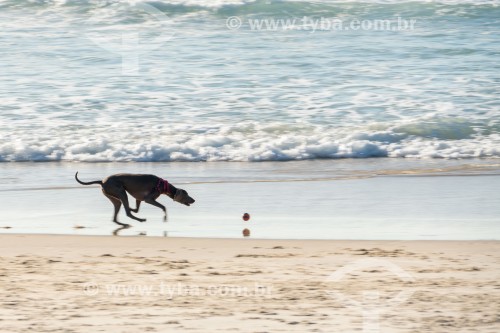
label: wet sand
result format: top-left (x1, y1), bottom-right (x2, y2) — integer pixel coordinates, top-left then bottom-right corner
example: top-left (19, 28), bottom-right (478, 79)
top-left (1, 160), bottom-right (500, 239)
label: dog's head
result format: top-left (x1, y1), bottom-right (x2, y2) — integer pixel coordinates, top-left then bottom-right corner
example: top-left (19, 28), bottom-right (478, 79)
top-left (173, 188), bottom-right (195, 206)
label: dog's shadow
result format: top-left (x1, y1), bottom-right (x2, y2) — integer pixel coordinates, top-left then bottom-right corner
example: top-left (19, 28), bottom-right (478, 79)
top-left (111, 226), bottom-right (169, 237)
top-left (112, 225), bottom-right (130, 236)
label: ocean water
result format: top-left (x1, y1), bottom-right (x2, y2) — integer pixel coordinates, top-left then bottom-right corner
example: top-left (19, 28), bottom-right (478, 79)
top-left (1, 0), bottom-right (499, 162)
top-left (1, 1), bottom-right (499, 239)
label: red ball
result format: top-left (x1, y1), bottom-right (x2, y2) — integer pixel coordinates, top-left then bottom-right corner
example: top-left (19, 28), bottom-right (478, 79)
top-left (242, 213), bottom-right (250, 221)
top-left (242, 228), bottom-right (250, 237)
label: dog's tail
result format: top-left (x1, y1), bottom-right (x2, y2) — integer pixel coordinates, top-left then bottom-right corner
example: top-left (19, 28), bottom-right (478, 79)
top-left (75, 172), bottom-right (103, 186)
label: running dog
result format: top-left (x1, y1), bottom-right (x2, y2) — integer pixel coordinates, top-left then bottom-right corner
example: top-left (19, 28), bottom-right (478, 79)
top-left (75, 172), bottom-right (195, 227)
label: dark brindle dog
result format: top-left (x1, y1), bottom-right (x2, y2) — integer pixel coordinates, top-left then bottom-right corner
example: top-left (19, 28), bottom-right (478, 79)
top-left (75, 172), bottom-right (195, 227)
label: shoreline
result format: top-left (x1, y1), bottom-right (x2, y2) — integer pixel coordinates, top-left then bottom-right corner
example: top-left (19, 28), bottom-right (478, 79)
top-left (1, 160), bottom-right (499, 240)
top-left (1, 232), bottom-right (500, 242)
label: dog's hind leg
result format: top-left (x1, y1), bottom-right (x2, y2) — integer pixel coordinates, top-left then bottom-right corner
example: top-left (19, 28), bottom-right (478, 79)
top-left (103, 192), bottom-right (129, 227)
top-left (144, 198), bottom-right (167, 222)
top-left (117, 191), bottom-right (146, 223)
top-left (130, 200), bottom-right (141, 213)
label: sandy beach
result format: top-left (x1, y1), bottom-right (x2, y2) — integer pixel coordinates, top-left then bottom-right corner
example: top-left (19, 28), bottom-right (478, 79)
top-left (0, 234), bottom-right (498, 332)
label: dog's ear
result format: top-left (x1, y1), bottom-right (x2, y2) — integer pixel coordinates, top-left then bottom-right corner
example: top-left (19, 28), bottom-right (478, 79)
top-left (173, 189), bottom-right (186, 203)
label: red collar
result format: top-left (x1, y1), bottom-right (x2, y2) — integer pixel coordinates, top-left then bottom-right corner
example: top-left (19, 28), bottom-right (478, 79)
top-left (156, 178), bottom-right (170, 195)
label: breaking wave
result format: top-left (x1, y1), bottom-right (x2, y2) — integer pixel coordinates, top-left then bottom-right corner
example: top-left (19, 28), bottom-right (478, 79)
top-left (2, 118), bottom-right (499, 162)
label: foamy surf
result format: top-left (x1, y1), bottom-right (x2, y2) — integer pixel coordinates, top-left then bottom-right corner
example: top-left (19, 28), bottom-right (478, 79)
top-left (1, 0), bottom-right (499, 162)
top-left (1, 119), bottom-right (499, 162)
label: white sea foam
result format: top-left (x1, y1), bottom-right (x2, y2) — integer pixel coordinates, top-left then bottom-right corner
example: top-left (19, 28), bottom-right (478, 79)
top-left (1, 120), bottom-right (499, 162)
top-left (0, 0), bottom-right (499, 162)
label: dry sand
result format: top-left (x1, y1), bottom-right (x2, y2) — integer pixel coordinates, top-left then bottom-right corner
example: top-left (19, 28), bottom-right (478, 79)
top-left (0, 234), bottom-right (498, 333)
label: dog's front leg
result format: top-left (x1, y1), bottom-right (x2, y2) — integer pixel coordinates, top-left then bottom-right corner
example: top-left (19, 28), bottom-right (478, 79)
top-left (130, 200), bottom-right (141, 213)
top-left (144, 198), bottom-right (167, 222)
